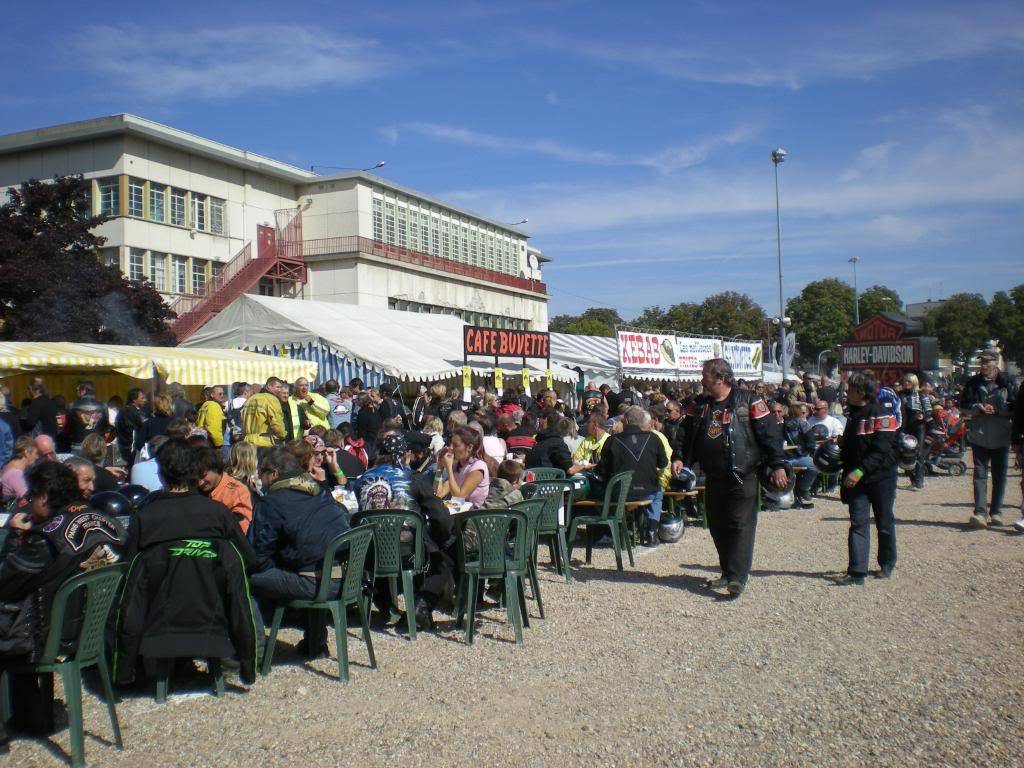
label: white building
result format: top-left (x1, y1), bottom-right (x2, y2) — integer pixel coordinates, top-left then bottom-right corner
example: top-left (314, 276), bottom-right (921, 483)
top-left (0, 114), bottom-right (549, 337)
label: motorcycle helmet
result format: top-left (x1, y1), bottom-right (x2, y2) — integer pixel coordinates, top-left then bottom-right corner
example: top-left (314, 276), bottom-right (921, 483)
top-left (658, 514), bottom-right (685, 543)
top-left (759, 462), bottom-right (793, 490)
top-left (762, 487), bottom-right (796, 509)
top-left (813, 441), bottom-right (843, 474)
top-left (898, 433), bottom-right (919, 461)
top-left (808, 423), bottom-right (830, 444)
top-left (673, 466), bottom-right (697, 492)
top-left (90, 491), bottom-right (132, 518)
top-left (120, 484), bottom-right (152, 509)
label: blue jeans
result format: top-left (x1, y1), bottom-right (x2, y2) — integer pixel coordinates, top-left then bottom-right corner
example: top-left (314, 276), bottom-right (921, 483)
top-left (787, 456), bottom-right (818, 496)
top-left (645, 489), bottom-right (664, 522)
top-left (970, 444), bottom-right (1009, 517)
top-left (847, 474), bottom-right (897, 577)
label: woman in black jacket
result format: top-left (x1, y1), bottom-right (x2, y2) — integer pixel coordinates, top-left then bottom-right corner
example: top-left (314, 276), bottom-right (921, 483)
top-left (134, 393), bottom-right (174, 456)
top-left (836, 372), bottom-right (899, 586)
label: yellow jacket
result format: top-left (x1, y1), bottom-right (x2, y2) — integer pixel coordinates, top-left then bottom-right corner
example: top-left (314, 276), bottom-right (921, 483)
top-left (288, 393), bottom-right (331, 437)
top-left (196, 400), bottom-right (225, 447)
top-left (242, 392), bottom-right (286, 447)
top-left (651, 429), bottom-right (673, 490)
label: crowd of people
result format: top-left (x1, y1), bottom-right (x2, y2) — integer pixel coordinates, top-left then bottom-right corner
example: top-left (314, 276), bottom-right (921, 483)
top-left (0, 354), bottom-right (1021, 751)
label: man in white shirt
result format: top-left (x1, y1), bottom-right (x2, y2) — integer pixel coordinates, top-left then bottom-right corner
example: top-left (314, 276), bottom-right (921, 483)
top-left (806, 400), bottom-right (844, 438)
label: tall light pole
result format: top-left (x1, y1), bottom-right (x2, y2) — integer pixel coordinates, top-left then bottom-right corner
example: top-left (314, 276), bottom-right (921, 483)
top-left (849, 256), bottom-right (860, 325)
top-left (771, 148), bottom-right (788, 380)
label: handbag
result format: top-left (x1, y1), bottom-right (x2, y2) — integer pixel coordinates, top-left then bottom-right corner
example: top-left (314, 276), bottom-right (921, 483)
top-left (0, 589), bottom-right (42, 659)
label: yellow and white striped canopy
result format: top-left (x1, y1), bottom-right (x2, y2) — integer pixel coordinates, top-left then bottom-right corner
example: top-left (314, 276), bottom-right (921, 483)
top-left (0, 342), bottom-right (317, 386)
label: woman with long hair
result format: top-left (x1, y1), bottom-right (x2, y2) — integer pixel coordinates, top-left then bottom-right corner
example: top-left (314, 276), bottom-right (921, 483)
top-left (227, 441), bottom-right (260, 496)
top-left (435, 425), bottom-right (490, 508)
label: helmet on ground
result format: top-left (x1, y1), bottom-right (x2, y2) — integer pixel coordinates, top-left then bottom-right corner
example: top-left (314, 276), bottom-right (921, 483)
top-left (120, 484), bottom-right (152, 509)
top-left (813, 441), bottom-right (843, 474)
top-left (658, 514), bottom-right (685, 543)
top-left (673, 466), bottom-right (697, 492)
top-left (898, 433), bottom-right (918, 461)
top-left (90, 491), bottom-right (132, 518)
top-left (808, 423), bottom-right (830, 444)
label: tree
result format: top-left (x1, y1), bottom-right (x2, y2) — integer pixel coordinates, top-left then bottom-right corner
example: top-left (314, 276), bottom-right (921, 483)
top-left (0, 176), bottom-right (176, 344)
top-left (858, 285), bottom-right (903, 320)
top-left (924, 293), bottom-right (989, 358)
top-left (786, 278), bottom-right (855, 364)
top-left (988, 285), bottom-right (1024, 367)
top-left (549, 306), bottom-right (622, 337)
top-left (631, 302), bottom-right (701, 334)
top-left (696, 292), bottom-right (768, 340)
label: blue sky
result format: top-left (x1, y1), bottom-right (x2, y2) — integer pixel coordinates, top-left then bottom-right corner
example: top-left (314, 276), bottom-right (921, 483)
top-left (3, 0), bottom-right (1022, 320)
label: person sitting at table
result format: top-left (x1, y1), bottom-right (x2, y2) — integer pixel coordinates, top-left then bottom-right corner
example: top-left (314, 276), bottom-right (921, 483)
top-left (354, 431), bottom-right (454, 631)
top-left (249, 446), bottom-right (350, 658)
top-left (1, 436), bottom-right (38, 501)
top-left (505, 411), bottom-right (538, 458)
top-left (778, 403), bottom-right (818, 509)
top-left (79, 433), bottom-right (123, 493)
top-left (195, 447), bottom-right (254, 534)
top-left (434, 426), bottom-right (490, 508)
top-left (524, 409), bottom-right (574, 473)
top-left (0, 462), bottom-right (122, 750)
top-left (484, 459), bottom-right (525, 507)
top-left (287, 435), bottom-right (348, 496)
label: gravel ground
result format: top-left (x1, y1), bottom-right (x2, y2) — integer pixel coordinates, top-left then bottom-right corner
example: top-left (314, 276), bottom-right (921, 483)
top-left (10, 469), bottom-right (1023, 768)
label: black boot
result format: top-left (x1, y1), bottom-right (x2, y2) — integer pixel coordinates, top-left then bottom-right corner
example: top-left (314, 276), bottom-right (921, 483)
top-left (642, 518), bottom-right (660, 548)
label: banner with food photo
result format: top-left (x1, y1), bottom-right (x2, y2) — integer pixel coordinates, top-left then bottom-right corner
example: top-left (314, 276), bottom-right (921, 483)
top-left (615, 330), bottom-right (679, 372)
top-left (723, 341), bottom-right (764, 378)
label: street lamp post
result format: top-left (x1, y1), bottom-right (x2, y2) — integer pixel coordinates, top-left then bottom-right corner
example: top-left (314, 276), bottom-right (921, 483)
top-left (772, 148), bottom-right (788, 380)
top-left (849, 256), bottom-right (860, 325)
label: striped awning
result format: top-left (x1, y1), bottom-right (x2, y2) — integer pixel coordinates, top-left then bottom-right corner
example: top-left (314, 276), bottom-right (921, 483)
top-left (549, 333), bottom-right (619, 376)
top-left (0, 342), bottom-right (317, 385)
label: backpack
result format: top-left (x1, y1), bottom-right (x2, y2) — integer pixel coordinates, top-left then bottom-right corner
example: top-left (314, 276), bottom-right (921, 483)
top-left (877, 386), bottom-right (903, 430)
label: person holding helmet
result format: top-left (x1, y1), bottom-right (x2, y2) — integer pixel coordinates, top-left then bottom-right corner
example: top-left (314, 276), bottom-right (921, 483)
top-left (835, 371), bottom-right (900, 586)
top-left (672, 358), bottom-right (787, 599)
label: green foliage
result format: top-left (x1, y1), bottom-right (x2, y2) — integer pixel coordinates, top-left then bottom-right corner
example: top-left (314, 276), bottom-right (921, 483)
top-left (697, 292), bottom-right (768, 340)
top-left (0, 175), bottom-right (176, 344)
top-left (786, 278), bottom-right (855, 362)
top-left (549, 306), bottom-right (623, 337)
top-left (988, 285), bottom-right (1024, 366)
top-left (632, 302), bottom-right (701, 333)
top-left (924, 293), bottom-right (990, 358)
top-left (858, 285), bottom-right (903, 319)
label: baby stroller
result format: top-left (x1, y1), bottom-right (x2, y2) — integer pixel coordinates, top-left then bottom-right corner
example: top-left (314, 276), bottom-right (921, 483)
top-left (924, 415), bottom-right (968, 476)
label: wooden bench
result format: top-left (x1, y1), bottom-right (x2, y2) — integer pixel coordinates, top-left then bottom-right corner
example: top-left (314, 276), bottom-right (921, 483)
top-left (664, 490), bottom-right (700, 526)
top-left (571, 499), bottom-right (652, 545)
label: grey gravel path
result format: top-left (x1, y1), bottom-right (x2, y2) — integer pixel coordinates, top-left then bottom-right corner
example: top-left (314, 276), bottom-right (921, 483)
top-left (10, 470), bottom-right (1023, 767)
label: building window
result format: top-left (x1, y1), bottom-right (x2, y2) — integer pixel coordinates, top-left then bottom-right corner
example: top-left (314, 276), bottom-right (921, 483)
top-left (384, 201), bottom-right (395, 244)
top-left (461, 226), bottom-right (469, 263)
top-left (172, 255), bottom-right (188, 294)
top-left (170, 189), bottom-right (186, 226)
top-left (372, 198), bottom-right (383, 241)
top-left (420, 213), bottom-right (430, 253)
top-left (441, 220), bottom-right (450, 259)
top-left (192, 258), bottom-right (207, 294)
top-left (98, 178), bottom-right (119, 216)
top-left (149, 184), bottom-right (165, 223)
top-left (397, 206), bottom-right (407, 248)
top-left (209, 197), bottom-right (225, 234)
top-left (430, 216), bottom-right (440, 257)
top-left (99, 247), bottom-right (120, 271)
top-left (149, 252), bottom-right (166, 291)
top-left (128, 248), bottom-right (145, 281)
top-left (407, 207), bottom-right (419, 251)
top-left (128, 178), bottom-right (144, 218)
top-left (191, 194), bottom-right (207, 231)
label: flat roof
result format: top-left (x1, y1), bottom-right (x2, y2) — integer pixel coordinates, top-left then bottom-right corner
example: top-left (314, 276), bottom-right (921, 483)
top-left (307, 170), bottom-right (531, 238)
top-left (0, 114), bottom-right (316, 184)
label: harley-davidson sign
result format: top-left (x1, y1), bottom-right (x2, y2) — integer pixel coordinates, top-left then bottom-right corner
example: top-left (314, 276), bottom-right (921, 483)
top-left (839, 314), bottom-right (937, 373)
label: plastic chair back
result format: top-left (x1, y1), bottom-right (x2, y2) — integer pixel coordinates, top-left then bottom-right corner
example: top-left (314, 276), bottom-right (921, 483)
top-left (38, 563), bottom-right (127, 667)
top-left (601, 471), bottom-right (634, 521)
top-left (511, 498), bottom-right (547, 555)
top-left (529, 467), bottom-right (566, 481)
top-left (311, 525), bottom-right (375, 604)
top-left (352, 510), bottom-right (425, 577)
top-left (523, 479), bottom-right (574, 533)
top-left (459, 508), bottom-right (527, 578)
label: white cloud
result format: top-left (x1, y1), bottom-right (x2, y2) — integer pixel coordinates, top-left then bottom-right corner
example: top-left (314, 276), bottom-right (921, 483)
top-left (399, 121), bottom-right (755, 172)
top-left (527, 5), bottom-right (1024, 88)
top-left (838, 142), bottom-right (897, 182)
top-left (379, 126), bottom-right (400, 145)
top-left (73, 24), bottom-right (396, 99)
top-left (864, 214), bottom-right (929, 243)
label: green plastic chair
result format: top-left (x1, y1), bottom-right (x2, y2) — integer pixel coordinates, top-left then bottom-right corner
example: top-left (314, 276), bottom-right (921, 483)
top-left (528, 467), bottom-right (566, 481)
top-left (260, 525), bottom-right (377, 682)
top-left (16, 563), bottom-right (127, 768)
top-left (521, 479), bottom-right (574, 583)
top-left (351, 510), bottom-right (427, 640)
top-left (454, 509), bottom-right (528, 645)
top-left (566, 471), bottom-right (635, 571)
top-left (510, 498), bottom-right (549, 621)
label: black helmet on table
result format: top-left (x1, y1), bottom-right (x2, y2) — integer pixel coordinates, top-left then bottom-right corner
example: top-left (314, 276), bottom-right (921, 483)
top-left (813, 441), bottom-right (843, 474)
top-left (90, 491), bottom-right (132, 518)
top-left (658, 514), bottom-right (685, 543)
top-left (120, 484), bottom-right (152, 509)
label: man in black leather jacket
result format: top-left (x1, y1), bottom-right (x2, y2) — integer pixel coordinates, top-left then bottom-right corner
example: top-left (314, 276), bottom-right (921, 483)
top-left (673, 359), bottom-right (787, 598)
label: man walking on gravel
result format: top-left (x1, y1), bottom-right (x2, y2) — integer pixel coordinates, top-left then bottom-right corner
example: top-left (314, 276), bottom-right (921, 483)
top-left (959, 353), bottom-right (1017, 529)
top-left (836, 372), bottom-right (899, 585)
top-left (673, 359), bottom-right (788, 598)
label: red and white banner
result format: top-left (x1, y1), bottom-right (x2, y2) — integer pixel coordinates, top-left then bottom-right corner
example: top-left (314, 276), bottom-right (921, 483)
top-left (676, 337), bottom-right (723, 375)
top-left (616, 330), bottom-right (679, 372)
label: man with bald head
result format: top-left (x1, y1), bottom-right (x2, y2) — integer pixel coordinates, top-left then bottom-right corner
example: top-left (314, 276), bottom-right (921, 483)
top-left (34, 434), bottom-right (58, 463)
top-left (288, 377), bottom-right (330, 437)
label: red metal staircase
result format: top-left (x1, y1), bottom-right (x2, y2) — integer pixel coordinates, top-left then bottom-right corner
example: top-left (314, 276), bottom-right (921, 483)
top-left (169, 215), bottom-right (306, 342)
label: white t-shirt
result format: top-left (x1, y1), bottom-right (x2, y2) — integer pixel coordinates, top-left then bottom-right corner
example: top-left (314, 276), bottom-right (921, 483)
top-left (482, 435), bottom-right (506, 465)
top-left (807, 413), bottom-right (844, 438)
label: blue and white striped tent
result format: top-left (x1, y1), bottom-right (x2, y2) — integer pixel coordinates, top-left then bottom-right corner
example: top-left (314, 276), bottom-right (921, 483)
top-left (182, 294), bottom-right (577, 387)
top-left (549, 332), bottom-right (620, 387)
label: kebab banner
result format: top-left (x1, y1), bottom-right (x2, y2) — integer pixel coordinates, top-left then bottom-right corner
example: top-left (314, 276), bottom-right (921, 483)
top-left (616, 330), bottom-right (679, 372)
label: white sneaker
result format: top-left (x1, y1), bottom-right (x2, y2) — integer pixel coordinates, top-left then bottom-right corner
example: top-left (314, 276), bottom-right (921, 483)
top-left (1014, 515), bottom-right (1024, 534)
